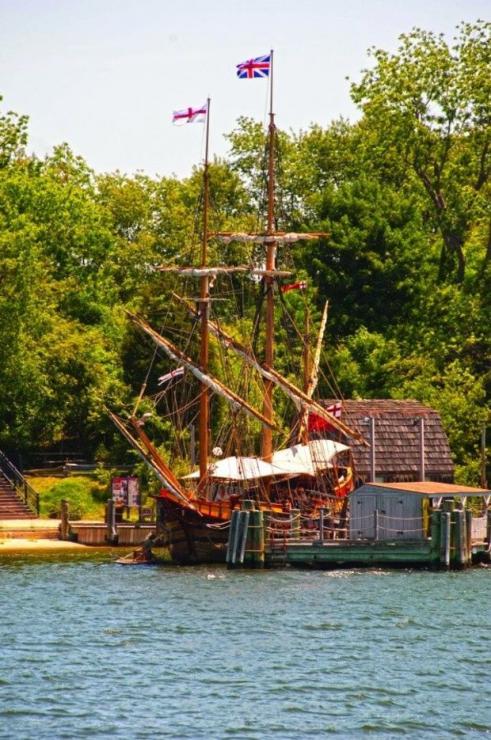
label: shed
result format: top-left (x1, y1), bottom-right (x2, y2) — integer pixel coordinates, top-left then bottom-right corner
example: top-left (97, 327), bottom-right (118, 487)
top-left (349, 481), bottom-right (491, 541)
top-left (322, 399), bottom-right (454, 483)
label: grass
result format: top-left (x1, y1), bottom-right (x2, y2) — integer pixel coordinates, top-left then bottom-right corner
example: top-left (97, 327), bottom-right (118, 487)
top-left (27, 475), bottom-right (109, 520)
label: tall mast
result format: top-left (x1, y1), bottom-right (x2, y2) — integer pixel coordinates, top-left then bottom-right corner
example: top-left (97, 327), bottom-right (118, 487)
top-left (261, 49), bottom-right (275, 461)
top-left (199, 98), bottom-right (211, 488)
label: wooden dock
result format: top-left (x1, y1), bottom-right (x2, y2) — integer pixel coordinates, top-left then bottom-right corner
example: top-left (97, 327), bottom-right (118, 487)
top-left (226, 491), bottom-right (491, 570)
top-left (69, 522), bottom-right (155, 546)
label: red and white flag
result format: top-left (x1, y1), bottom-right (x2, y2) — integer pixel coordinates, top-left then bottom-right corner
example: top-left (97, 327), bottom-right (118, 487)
top-left (308, 402), bottom-right (342, 433)
top-left (280, 280), bottom-right (307, 294)
top-left (172, 103), bottom-right (208, 125)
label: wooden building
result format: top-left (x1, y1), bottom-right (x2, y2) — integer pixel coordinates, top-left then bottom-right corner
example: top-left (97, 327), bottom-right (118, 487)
top-left (349, 481), bottom-right (491, 546)
top-left (324, 399), bottom-right (454, 484)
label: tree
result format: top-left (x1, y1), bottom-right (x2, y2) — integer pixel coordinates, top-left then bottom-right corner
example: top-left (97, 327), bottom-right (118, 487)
top-left (351, 21), bottom-right (491, 283)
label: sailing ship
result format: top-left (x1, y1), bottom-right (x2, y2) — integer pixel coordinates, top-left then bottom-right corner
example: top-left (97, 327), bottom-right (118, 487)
top-left (110, 53), bottom-right (365, 563)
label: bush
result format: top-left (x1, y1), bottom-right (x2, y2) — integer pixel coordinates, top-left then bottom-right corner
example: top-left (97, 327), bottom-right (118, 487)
top-left (39, 477), bottom-right (107, 520)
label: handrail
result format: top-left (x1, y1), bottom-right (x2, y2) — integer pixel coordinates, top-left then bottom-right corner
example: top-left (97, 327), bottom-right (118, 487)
top-left (0, 449), bottom-right (40, 516)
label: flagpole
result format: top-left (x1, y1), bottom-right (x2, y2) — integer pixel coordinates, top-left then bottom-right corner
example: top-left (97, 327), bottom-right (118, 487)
top-left (261, 49), bottom-right (276, 461)
top-left (198, 97), bottom-right (211, 490)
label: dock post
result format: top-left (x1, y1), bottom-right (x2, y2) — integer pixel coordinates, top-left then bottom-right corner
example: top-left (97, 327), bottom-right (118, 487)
top-left (291, 508), bottom-right (301, 540)
top-left (440, 511), bottom-right (451, 568)
top-left (60, 499), bottom-right (70, 541)
top-left (245, 509), bottom-right (265, 568)
top-left (374, 509), bottom-right (380, 541)
top-left (226, 509), bottom-right (240, 566)
top-left (106, 500), bottom-right (118, 545)
top-left (465, 509), bottom-right (473, 565)
top-left (486, 508), bottom-right (491, 551)
top-left (430, 509), bottom-right (441, 564)
top-left (454, 509), bottom-right (467, 568)
top-left (319, 508), bottom-right (325, 545)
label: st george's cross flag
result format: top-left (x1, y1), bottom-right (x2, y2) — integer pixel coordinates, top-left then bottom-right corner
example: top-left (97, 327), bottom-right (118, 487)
top-left (236, 54), bottom-right (271, 79)
top-left (308, 402), bottom-right (343, 433)
top-left (172, 103), bottom-right (208, 125)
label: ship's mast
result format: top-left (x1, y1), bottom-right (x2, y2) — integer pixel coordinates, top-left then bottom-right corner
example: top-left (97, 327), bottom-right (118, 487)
top-left (199, 98), bottom-right (211, 489)
top-left (261, 50), bottom-right (275, 461)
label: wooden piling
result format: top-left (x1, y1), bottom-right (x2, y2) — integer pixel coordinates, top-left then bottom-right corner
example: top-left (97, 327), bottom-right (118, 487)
top-left (319, 508), bottom-right (325, 545)
top-left (60, 499), bottom-right (70, 541)
top-left (454, 509), bottom-right (467, 568)
top-left (440, 511), bottom-right (451, 568)
top-left (105, 500), bottom-right (118, 545)
top-left (226, 509), bottom-right (239, 565)
top-left (430, 510), bottom-right (441, 564)
top-left (244, 509), bottom-right (265, 568)
top-left (465, 509), bottom-right (473, 565)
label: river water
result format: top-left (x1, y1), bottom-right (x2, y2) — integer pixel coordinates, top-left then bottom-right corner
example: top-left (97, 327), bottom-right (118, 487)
top-left (0, 553), bottom-right (489, 739)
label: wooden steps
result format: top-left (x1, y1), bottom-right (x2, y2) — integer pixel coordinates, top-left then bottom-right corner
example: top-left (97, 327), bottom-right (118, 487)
top-left (0, 474), bottom-right (33, 519)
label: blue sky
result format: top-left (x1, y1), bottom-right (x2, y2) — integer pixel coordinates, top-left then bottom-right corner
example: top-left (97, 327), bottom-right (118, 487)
top-left (0, 0), bottom-right (488, 177)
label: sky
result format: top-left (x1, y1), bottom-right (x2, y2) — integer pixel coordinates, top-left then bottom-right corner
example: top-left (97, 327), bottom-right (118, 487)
top-left (0, 0), bottom-right (488, 178)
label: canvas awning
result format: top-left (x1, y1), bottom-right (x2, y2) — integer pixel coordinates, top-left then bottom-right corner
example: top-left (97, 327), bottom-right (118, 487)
top-left (182, 440), bottom-right (350, 481)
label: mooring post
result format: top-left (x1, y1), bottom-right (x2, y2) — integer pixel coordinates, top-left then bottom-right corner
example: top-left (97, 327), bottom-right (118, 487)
top-left (430, 509), bottom-right (441, 564)
top-left (486, 508), bottom-right (491, 551)
top-left (319, 508), bottom-right (325, 545)
top-left (226, 509), bottom-right (240, 566)
top-left (454, 509), bottom-right (467, 568)
top-left (247, 509), bottom-right (265, 568)
top-left (465, 509), bottom-right (473, 565)
top-left (440, 511), bottom-right (451, 568)
top-left (106, 499), bottom-right (118, 545)
top-left (60, 499), bottom-right (69, 541)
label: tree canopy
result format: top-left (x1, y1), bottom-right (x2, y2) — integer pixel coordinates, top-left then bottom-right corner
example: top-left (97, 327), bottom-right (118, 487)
top-left (0, 21), bottom-right (488, 483)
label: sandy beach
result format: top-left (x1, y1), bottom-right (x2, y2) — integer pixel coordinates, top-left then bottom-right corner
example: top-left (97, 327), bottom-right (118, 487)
top-left (0, 538), bottom-right (91, 552)
top-left (0, 519), bottom-right (91, 552)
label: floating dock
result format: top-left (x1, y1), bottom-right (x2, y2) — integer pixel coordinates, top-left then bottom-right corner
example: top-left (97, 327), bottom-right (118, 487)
top-left (227, 483), bottom-right (491, 570)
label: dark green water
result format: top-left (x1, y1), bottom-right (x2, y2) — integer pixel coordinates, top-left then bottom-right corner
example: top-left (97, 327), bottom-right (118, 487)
top-left (0, 554), bottom-right (490, 739)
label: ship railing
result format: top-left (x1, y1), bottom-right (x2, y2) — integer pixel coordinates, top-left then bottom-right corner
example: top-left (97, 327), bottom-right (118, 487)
top-left (0, 449), bottom-right (40, 516)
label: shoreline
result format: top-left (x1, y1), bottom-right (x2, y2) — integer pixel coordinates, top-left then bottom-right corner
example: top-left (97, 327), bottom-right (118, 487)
top-left (0, 537), bottom-right (96, 553)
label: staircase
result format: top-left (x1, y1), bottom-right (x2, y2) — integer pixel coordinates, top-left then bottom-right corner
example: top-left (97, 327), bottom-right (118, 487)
top-left (0, 473), bottom-right (33, 519)
top-left (0, 451), bottom-right (39, 520)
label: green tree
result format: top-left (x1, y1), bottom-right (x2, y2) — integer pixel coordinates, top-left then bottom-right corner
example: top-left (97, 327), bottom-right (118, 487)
top-left (351, 21), bottom-right (491, 283)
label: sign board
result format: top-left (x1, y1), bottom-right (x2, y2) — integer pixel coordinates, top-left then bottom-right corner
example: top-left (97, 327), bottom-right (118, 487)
top-left (111, 476), bottom-right (140, 507)
top-left (127, 476), bottom-right (140, 507)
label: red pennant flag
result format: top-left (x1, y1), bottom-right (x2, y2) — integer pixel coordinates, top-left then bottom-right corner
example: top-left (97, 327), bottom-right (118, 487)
top-left (280, 280), bottom-right (307, 294)
top-left (308, 402), bottom-right (342, 433)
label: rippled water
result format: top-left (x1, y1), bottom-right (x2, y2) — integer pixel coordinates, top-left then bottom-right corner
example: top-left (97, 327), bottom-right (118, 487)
top-left (0, 553), bottom-right (490, 739)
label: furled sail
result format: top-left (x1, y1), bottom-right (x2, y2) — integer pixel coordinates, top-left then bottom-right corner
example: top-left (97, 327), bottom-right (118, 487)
top-left (156, 265), bottom-right (292, 278)
top-left (212, 232), bottom-right (327, 245)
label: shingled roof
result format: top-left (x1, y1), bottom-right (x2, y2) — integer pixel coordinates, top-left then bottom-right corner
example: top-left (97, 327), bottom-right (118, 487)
top-left (323, 399), bottom-right (454, 483)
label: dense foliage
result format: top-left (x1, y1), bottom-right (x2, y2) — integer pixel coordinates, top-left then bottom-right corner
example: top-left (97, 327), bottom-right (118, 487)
top-left (0, 22), bottom-right (489, 483)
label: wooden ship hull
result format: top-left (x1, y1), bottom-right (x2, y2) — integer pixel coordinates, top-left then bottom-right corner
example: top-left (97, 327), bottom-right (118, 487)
top-left (154, 467), bottom-right (354, 564)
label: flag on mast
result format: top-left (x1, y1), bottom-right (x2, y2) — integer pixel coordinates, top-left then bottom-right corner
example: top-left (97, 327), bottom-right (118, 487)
top-left (236, 54), bottom-right (271, 79)
top-left (172, 103), bottom-right (208, 125)
top-left (308, 403), bottom-right (343, 433)
top-left (280, 281), bottom-right (307, 294)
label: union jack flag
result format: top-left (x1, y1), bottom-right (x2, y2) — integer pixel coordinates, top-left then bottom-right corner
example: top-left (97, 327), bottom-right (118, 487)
top-left (236, 54), bottom-right (271, 79)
